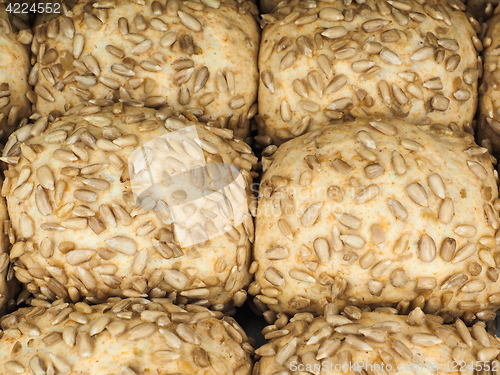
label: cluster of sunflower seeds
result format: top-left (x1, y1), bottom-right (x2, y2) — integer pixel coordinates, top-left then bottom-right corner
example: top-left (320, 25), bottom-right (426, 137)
top-left (2, 104), bottom-right (258, 313)
top-left (0, 297), bottom-right (254, 374)
top-left (254, 304), bottom-right (500, 375)
top-left (0, 190), bottom-right (19, 317)
top-left (477, 10), bottom-right (500, 153)
top-left (30, 0), bottom-right (260, 140)
top-left (256, 0), bottom-right (481, 145)
top-left (0, 4), bottom-right (33, 140)
top-left (252, 117), bottom-right (500, 320)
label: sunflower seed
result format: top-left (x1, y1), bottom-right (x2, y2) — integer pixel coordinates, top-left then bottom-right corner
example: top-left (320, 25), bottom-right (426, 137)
top-left (229, 96), bottom-right (245, 109)
top-left (463, 68), bottom-right (479, 85)
top-left (131, 40), bottom-right (152, 55)
top-left (423, 77), bottom-right (443, 91)
top-left (390, 339), bottom-right (413, 360)
top-left (34, 185), bottom-right (52, 216)
top-left (381, 29), bottom-right (400, 43)
top-left (461, 279), bottom-right (486, 293)
top-left (467, 161), bottom-right (487, 180)
top-left (159, 32), bottom-right (177, 48)
top-left (289, 269), bottom-right (315, 283)
top-left (426, 173), bottom-right (445, 199)
top-left (443, 54), bottom-right (461, 73)
top-left (321, 26), bottom-right (347, 39)
top-left (390, 83), bottom-right (408, 105)
top-left (411, 46), bottom-right (434, 61)
top-left (29, 356), bottom-right (45, 375)
top-left (280, 51), bottom-right (297, 70)
top-left (364, 163), bottom-right (385, 179)
top-left (452, 89), bottom-right (470, 101)
top-left (345, 335), bottom-right (372, 351)
top-left (292, 79), bottom-right (308, 98)
top-left (387, 198), bottom-right (408, 220)
top-left (363, 41), bottom-right (383, 54)
top-left (128, 322), bottom-right (156, 340)
top-left (76, 331), bottom-right (93, 357)
top-left (335, 48), bottom-right (356, 59)
top-left (261, 71), bottom-right (274, 93)
top-left (387, 268), bottom-right (407, 288)
top-left (164, 269), bottom-right (189, 289)
top-left (406, 182), bottom-right (428, 206)
top-left (319, 7), bottom-right (344, 21)
top-left (355, 184), bottom-right (379, 203)
top-left (452, 243), bottom-right (477, 263)
top-left (104, 236), bottom-right (136, 255)
top-left (73, 34), bottom-right (84, 59)
top-left (264, 267), bottom-right (285, 286)
top-left (436, 197), bottom-right (455, 224)
top-left (178, 11), bottom-right (202, 31)
top-left (339, 234), bottom-right (365, 249)
top-left (276, 338), bottom-right (298, 365)
top-left (331, 158), bottom-right (351, 174)
top-left (417, 234), bottom-right (436, 262)
top-left (430, 95), bottom-right (450, 111)
top-left (139, 60), bottom-right (162, 72)
top-left (454, 224), bottom-right (477, 238)
top-left (454, 319), bottom-right (472, 346)
top-left (99, 76), bottom-right (120, 90)
top-left (149, 17), bottom-right (168, 31)
top-left (380, 48), bottom-right (402, 65)
top-left (362, 19), bottom-right (390, 32)
top-left (317, 54), bottom-right (332, 77)
top-left (301, 202), bottom-right (322, 227)
top-left (389, 152), bottom-right (407, 175)
top-left (411, 333), bottom-right (442, 346)
top-left (327, 97), bottom-right (352, 111)
top-left (280, 100), bottom-right (291, 122)
top-left (335, 213), bottom-right (361, 230)
top-left (290, 116), bottom-right (309, 136)
top-left (296, 35), bottom-right (313, 57)
top-left (313, 237), bottom-right (330, 262)
top-left (325, 75), bottom-right (347, 95)
top-left (263, 245), bottom-right (289, 260)
top-left (351, 60), bottom-right (375, 73)
top-left (35, 85), bottom-right (55, 102)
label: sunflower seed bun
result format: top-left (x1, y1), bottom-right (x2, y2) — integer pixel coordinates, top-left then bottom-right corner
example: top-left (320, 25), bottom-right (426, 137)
top-left (0, 4), bottom-right (32, 139)
top-left (256, 0), bottom-right (481, 145)
top-left (254, 305), bottom-right (500, 375)
top-left (3, 104), bottom-right (256, 313)
top-left (31, 0), bottom-right (260, 139)
top-left (251, 117), bottom-right (500, 320)
top-left (0, 297), bottom-right (254, 374)
top-left (477, 12), bottom-right (500, 153)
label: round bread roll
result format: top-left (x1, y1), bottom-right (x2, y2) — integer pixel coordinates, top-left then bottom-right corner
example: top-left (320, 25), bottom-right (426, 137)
top-left (0, 297), bottom-right (254, 374)
top-left (31, 0), bottom-right (260, 139)
top-left (0, 4), bottom-right (33, 139)
top-left (251, 117), bottom-right (500, 319)
top-left (477, 12), bottom-right (500, 154)
top-left (256, 0), bottom-right (481, 145)
top-left (254, 305), bottom-right (500, 375)
top-left (3, 104), bottom-right (257, 313)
